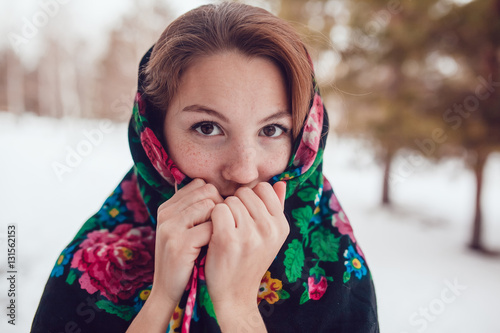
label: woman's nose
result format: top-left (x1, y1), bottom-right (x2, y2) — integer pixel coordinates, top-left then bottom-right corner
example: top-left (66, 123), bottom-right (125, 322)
top-left (221, 141), bottom-right (259, 186)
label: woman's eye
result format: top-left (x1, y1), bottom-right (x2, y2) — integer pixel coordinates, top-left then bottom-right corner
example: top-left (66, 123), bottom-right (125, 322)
top-left (260, 125), bottom-right (285, 138)
top-left (194, 122), bottom-right (223, 136)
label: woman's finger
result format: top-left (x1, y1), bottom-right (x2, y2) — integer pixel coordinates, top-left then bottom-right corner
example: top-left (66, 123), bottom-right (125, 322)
top-left (180, 198), bottom-right (217, 228)
top-left (272, 181), bottom-right (286, 211)
top-left (211, 203), bottom-right (236, 234)
top-left (157, 180), bottom-right (223, 224)
top-left (180, 183), bottom-right (223, 210)
top-left (253, 182), bottom-right (284, 217)
top-left (236, 183), bottom-right (280, 220)
top-left (185, 221), bottom-right (213, 249)
top-left (223, 196), bottom-right (252, 230)
top-left (162, 179), bottom-right (223, 208)
top-left (163, 178), bottom-right (207, 206)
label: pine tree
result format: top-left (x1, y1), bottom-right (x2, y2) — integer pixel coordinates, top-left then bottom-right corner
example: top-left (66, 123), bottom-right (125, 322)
top-left (277, 0), bottom-right (500, 251)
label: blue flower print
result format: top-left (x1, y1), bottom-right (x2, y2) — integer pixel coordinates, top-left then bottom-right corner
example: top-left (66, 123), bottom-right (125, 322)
top-left (344, 245), bottom-right (367, 280)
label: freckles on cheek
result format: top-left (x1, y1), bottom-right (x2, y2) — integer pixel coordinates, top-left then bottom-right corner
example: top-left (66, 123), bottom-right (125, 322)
top-left (175, 146), bottom-right (213, 178)
top-left (265, 148), bottom-right (291, 175)
top-left (280, 152), bottom-right (291, 170)
top-left (280, 150), bottom-right (292, 172)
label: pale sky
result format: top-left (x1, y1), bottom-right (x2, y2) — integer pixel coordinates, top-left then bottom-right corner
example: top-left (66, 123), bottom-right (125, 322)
top-left (1, 0), bottom-right (280, 67)
top-left (1, 0), bottom-right (210, 65)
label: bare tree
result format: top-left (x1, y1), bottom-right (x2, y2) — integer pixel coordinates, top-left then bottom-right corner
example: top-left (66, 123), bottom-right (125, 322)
top-left (6, 49), bottom-right (25, 115)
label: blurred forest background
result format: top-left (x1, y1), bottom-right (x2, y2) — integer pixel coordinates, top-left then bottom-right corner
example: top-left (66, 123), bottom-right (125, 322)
top-left (1, 0), bottom-right (499, 254)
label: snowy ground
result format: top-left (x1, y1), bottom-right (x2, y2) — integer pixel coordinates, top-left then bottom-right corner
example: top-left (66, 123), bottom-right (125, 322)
top-left (0, 111), bottom-right (499, 333)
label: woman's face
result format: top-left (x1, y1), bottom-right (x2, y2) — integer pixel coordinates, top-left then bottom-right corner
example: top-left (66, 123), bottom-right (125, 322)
top-left (164, 51), bottom-right (292, 197)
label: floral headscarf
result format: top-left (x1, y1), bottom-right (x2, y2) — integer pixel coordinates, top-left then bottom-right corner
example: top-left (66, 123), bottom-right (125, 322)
top-left (31, 46), bottom-right (378, 332)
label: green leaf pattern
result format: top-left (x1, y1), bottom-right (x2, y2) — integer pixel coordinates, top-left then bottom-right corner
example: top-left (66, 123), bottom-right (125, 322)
top-left (299, 283), bottom-right (310, 305)
top-left (284, 239), bottom-right (305, 283)
top-left (297, 187), bottom-right (318, 202)
top-left (199, 285), bottom-right (217, 319)
top-left (95, 299), bottom-right (136, 321)
top-left (310, 227), bottom-right (340, 262)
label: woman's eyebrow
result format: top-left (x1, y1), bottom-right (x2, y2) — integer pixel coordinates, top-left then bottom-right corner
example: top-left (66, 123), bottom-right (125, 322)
top-left (258, 110), bottom-right (292, 124)
top-left (182, 104), bottom-right (229, 122)
top-left (182, 104), bottom-right (290, 124)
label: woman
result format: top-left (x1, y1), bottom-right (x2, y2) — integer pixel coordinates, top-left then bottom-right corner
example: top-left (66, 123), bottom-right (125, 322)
top-left (31, 2), bottom-right (378, 332)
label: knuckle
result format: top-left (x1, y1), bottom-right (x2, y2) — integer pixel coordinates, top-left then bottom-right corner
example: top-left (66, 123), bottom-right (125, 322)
top-left (157, 223), bottom-right (173, 242)
top-left (157, 208), bottom-right (169, 223)
top-left (255, 182), bottom-right (272, 192)
top-left (156, 203), bottom-right (164, 216)
top-left (203, 183), bottom-right (218, 195)
top-left (192, 178), bottom-right (206, 186)
top-left (199, 198), bottom-right (215, 210)
top-left (282, 221), bottom-right (290, 236)
top-left (194, 183), bottom-right (216, 200)
top-left (157, 198), bottom-right (175, 221)
top-left (284, 220), bottom-right (291, 232)
top-left (164, 237), bottom-right (180, 254)
top-left (224, 196), bottom-right (240, 206)
top-left (179, 212), bottom-right (192, 227)
top-left (279, 219), bottom-right (290, 239)
top-left (235, 186), bottom-right (252, 197)
top-left (213, 202), bottom-right (227, 214)
top-left (264, 217), bottom-right (289, 241)
top-left (157, 202), bottom-right (167, 218)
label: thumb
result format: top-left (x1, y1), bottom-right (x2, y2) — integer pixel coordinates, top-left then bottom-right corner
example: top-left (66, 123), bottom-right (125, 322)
top-left (272, 181), bottom-right (287, 210)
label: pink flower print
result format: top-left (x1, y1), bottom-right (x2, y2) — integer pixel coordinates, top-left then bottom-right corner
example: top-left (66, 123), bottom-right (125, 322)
top-left (330, 194), bottom-right (365, 258)
top-left (135, 92), bottom-right (146, 115)
top-left (182, 261), bottom-right (199, 333)
top-left (308, 276), bottom-right (327, 300)
top-left (323, 177), bottom-right (332, 192)
top-left (303, 94), bottom-right (323, 147)
top-left (329, 193), bottom-right (342, 212)
top-left (140, 127), bottom-right (186, 185)
top-left (140, 128), bottom-right (175, 184)
top-left (121, 174), bottom-right (149, 223)
top-left (166, 157), bottom-right (186, 185)
top-left (197, 254), bottom-right (206, 281)
top-left (71, 224), bottom-right (155, 303)
top-left (293, 93), bottom-right (324, 172)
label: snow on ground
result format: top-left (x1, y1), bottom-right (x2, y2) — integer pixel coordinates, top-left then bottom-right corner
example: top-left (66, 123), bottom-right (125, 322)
top-left (0, 111), bottom-right (499, 333)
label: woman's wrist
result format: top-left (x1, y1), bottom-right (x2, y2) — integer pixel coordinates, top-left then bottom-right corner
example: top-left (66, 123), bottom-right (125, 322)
top-left (126, 289), bottom-right (177, 333)
top-left (213, 300), bottom-right (266, 333)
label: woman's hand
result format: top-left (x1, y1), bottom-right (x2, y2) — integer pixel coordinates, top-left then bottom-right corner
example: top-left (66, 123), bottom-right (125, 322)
top-left (204, 181), bottom-right (289, 332)
top-left (127, 178), bottom-right (223, 333)
top-left (152, 178), bottom-right (224, 306)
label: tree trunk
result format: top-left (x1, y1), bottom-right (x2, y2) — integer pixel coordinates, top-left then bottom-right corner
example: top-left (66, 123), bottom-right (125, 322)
top-left (469, 150), bottom-right (488, 251)
top-left (382, 149), bottom-right (393, 205)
